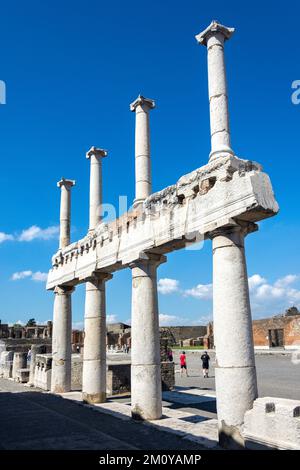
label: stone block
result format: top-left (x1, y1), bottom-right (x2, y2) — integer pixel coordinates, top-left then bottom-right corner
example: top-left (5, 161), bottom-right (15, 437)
top-left (15, 368), bottom-right (30, 383)
top-left (161, 361), bottom-right (175, 391)
top-left (243, 397), bottom-right (300, 450)
top-left (107, 364), bottom-right (131, 396)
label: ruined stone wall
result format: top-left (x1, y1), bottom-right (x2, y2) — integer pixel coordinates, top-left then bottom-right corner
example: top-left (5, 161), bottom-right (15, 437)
top-left (0, 338), bottom-right (52, 353)
top-left (252, 315), bottom-right (300, 348)
top-left (107, 364), bottom-right (131, 396)
top-left (160, 326), bottom-right (207, 344)
top-left (161, 362), bottom-right (175, 391)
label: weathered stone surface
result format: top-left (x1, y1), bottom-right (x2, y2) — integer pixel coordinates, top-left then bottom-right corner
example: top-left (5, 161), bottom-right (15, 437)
top-left (12, 352), bottom-right (27, 380)
top-left (161, 362), bottom-right (175, 391)
top-left (243, 397), bottom-right (300, 450)
top-left (0, 351), bottom-right (14, 378)
top-left (107, 363), bottom-right (131, 396)
top-left (46, 20), bottom-right (280, 446)
top-left (15, 368), bottom-right (30, 383)
top-left (34, 354), bottom-right (52, 390)
top-left (47, 155), bottom-right (278, 289)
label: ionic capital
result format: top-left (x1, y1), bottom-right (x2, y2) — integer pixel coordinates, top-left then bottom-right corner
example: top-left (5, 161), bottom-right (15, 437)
top-left (195, 20), bottom-right (235, 47)
top-left (57, 178), bottom-right (76, 189)
top-left (86, 146), bottom-right (108, 160)
top-left (130, 95), bottom-right (155, 112)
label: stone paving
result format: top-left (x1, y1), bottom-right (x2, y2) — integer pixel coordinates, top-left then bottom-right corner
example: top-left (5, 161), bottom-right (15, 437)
top-left (0, 378), bottom-right (216, 450)
top-left (61, 387), bottom-right (219, 449)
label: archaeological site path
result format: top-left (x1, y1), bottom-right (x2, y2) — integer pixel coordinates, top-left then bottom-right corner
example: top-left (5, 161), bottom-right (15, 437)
top-left (0, 381), bottom-right (203, 450)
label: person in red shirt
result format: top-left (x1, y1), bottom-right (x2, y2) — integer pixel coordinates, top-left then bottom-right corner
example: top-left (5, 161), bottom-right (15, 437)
top-left (179, 351), bottom-right (188, 377)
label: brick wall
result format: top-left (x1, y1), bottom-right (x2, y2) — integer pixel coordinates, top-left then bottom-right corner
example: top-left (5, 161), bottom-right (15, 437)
top-left (253, 315), bottom-right (300, 348)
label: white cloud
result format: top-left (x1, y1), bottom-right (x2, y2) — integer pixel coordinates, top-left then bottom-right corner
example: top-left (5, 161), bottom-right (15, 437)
top-left (18, 225), bottom-right (59, 242)
top-left (158, 278), bottom-right (180, 295)
top-left (11, 270), bottom-right (48, 282)
top-left (182, 274), bottom-right (300, 318)
top-left (274, 274), bottom-right (298, 288)
top-left (249, 273), bottom-right (300, 316)
top-left (0, 225), bottom-right (59, 244)
top-left (31, 271), bottom-right (48, 282)
top-left (184, 283), bottom-right (213, 299)
top-left (107, 314), bottom-right (118, 324)
top-left (0, 232), bottom-right (14, 243)
top-left (11, 271), bottom-right (33, 280)
top-left (159, 314), bottom-right (183, 326)
top-left (248, 274), bottom-right (266, 291)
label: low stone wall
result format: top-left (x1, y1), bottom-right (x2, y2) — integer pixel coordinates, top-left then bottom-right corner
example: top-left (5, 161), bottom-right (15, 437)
top-left (107, 363), bottom-right (131, 395)
top-left (34, 354), bottom-right (52, 390)
top-left (161, 362), bottom-right (175, 390)
top-left (71, 354), bottom-right (83, 390)
top-left (243, 397), bottom-right (300, 450)
top-left (15, 368), bottom-right (30, 383)
top-left (0, 338), bottom-right (52, 353)
top-left (0, 351), bottom-right (14, 378)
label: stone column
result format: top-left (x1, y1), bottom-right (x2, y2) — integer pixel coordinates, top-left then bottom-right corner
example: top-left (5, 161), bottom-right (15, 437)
top-left (130, 95), bottom-right (155, 206)
top-left (86, 146), bottom-right (108, 231)
top-left (51, 285), bottom-right (74, 393)
top-left (196, 21), bottom-right (235, 161)
top-left (12, 352), bottom-right (27, 379)
top-left (210, 223), bottom-right (258, 448)
top-left (130, 253), bottom-right (166, 420)
top-left (57, 178), bottom-right (75, 249)
top-left (82, 272), bottom-right (112, 403)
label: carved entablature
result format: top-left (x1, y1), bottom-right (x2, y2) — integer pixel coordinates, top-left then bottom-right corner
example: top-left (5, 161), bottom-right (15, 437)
top-left (47, 154), bottom-right (278, 290)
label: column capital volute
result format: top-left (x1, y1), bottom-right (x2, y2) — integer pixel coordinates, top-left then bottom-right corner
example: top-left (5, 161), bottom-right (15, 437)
top-left (57, 178), bottom-right (76, 189)
top-left (86, 146), bottom-right (108, 160)
top-left (195, 20), bottom-right (235, 46)
top-left (130, 94), bottom-right (155, 112)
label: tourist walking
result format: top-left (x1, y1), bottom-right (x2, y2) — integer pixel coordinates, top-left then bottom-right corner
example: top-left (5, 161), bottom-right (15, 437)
top-left (179, 351), bottom-right (188, 377)
top-left (201, 351), bottom-right (210, 378)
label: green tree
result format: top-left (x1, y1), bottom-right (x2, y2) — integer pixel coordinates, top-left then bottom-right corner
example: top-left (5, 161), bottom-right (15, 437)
top-left (26, 318), bottom-right (36, 327)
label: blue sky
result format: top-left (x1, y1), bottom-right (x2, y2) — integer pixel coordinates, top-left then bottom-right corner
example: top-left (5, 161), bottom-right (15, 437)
top-left (0, 0), bottom-right (300, 327)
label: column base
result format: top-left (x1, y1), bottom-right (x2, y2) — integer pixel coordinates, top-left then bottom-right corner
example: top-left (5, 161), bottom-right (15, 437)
top-left (51, 384), bottom-right (71, 394)
top-left (218, 422), bottom-right (245, 449)
top-left (215, 365), bottom-right (257, 448)
top-left (209, 146), bottom-right (234, 161)
top-left (82, 391), bottom-right (106, 404)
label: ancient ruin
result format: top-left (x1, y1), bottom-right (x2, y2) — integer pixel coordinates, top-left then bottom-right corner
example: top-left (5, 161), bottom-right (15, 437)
top-left (46, 21), bottom-right (280, 447)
